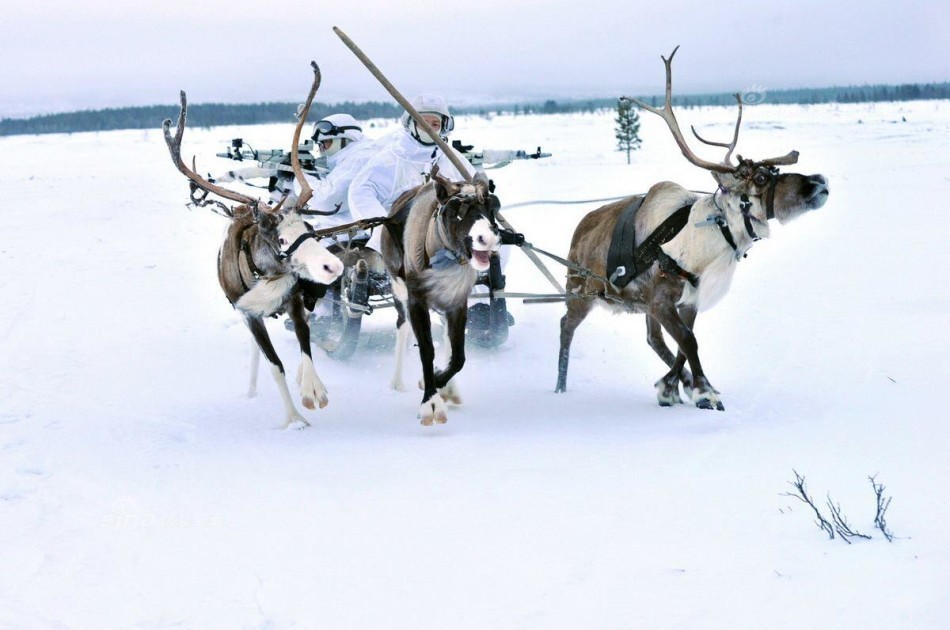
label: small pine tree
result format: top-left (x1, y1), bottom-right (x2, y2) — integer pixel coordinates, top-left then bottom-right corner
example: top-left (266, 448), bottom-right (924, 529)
top-left (615, 99), bottom-right (642, 164)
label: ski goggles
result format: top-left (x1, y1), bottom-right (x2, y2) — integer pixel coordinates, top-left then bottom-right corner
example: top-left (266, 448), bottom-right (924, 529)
top-left (418, 112), bottom-right (455, 133)
top-left (312, 120), bottom-right (362, 139)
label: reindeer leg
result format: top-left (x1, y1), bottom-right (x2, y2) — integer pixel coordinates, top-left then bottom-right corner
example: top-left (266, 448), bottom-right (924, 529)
top-left (648, 314), bottom-right (683, 406)
top-left (652, 301), bottom-right (723, 411)
top-left (434, 306), bottom-right (467, 406)
top-left (675, 305), bottom-right (698, 392)
top-left (289, 294), bottom-right (328, 411)
top-left (408, 294), bottom-right (446, 426)
top-left (390, 278), bottom-right (410, 392)
top-left (247, 342), bottom-right (260, 398)
top-left (243, 314), bottom-right (310, 428)
top-left (555, 294), bottom-right (594, 393)
top-left (646, 312), bottom-right (694, 405)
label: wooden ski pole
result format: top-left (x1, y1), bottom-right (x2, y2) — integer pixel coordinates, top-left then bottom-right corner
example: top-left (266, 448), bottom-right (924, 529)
top-left (332, 26), bottom-right (565, 294)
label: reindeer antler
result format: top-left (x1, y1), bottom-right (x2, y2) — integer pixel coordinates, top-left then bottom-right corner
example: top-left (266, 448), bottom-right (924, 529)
top-left (688, 90), bottom-right (800, 169)
top-left (759, 151), bottom-right (800, 167)
top-left (289, 61), bottom-right (322, 209)
top-left (622, 46), bottom-right (734, 175)
top-left (162, 92), bottom-right (263, 208)
top-left (691, 93), bottom-right (743, 167)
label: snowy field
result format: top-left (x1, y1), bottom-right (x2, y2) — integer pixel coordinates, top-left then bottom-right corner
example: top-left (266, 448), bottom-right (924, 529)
top-left (2, 99), bottom-right (949, 627)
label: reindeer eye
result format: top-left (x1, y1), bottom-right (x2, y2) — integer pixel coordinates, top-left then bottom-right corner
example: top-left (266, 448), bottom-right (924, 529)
top-left (278, 237), bottom-right (288, 246)
top-left (753, 172), bottom-right (769, 186)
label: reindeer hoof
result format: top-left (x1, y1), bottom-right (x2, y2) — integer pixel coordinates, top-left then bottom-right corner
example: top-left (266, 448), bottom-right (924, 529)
top-left (302, 397), bottom-right (316, 410)
top-left (691, 383), bottom-right (724, 411)
top-left (419, 395), bottom-right (447, 426)
top-left (438, 382), bottom-right (462, 406)
top-left (283, 415), bottom-right (311, 430)
top-left (695, 398), bottom-right (725, 411)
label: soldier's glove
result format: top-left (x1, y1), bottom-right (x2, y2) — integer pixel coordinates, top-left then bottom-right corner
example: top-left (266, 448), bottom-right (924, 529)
top-left (499, 228), bottom-right (525, 246)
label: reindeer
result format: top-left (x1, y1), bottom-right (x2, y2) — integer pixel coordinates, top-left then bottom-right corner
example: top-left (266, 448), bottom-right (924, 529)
top-left (381, 167), bottom-right (502, 425)
top-left (555, 47), bottom-right (829, 410)
top-left (162, 62), bottom-right (345, 429)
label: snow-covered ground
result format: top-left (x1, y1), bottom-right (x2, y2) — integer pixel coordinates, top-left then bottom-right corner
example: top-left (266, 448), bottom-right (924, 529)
top-left (2, 100), bottom-right (949, 628)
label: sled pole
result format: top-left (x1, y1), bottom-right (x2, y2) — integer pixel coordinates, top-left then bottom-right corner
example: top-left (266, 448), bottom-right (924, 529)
top-left (333, 27), bottom-right (470, 181)
top-left (333, 26), bottom-right (564, 295)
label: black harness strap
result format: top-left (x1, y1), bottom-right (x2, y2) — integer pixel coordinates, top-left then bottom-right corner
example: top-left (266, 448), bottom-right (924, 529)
top-left (282, 231), bottom-right (316, 259)
top-left (717, 217), bottom-right (739, 253)
top-left (657, 251), bottom-right (699, 287)
top-left (633, 203), bottom-right (693, 276)
top-left (765, 174), bottom-right (778, 220)
top-left (606, 196), bottom-right (645, 288)
top-left (607, 201), bottom-right (694, 289)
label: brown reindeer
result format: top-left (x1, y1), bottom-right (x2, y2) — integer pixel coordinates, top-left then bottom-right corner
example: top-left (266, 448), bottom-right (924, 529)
top-left (381, 167), bottom-right (502, 425)
top-left (556, 47), bottom-right (829, 410)
top-left (162, 62), bottom-right (345, 429)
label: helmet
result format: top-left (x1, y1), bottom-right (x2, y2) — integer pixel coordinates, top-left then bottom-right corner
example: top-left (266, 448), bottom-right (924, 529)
top-left (401, 94), bottom-right (455, 145)
top-left (312, 113), bottom-right (363, 157)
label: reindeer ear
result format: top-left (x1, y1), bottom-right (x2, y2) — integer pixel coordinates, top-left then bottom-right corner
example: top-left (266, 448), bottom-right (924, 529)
top-left (435, 180), bottom-right (455, 204)
top-left (712, 171), bottom-right (738, 190)
top-left (489, 195), bottom-right (501, 214)
top-left (258, 211), bottom-right (281, 232)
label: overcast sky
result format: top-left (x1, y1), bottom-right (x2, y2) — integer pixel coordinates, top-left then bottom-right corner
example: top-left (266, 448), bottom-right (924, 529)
top-left (2, 0), bottom-right (947, 117)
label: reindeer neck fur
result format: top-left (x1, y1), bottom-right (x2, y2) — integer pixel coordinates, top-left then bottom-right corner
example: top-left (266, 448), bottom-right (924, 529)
top-left (220, 215), bottom-right (297, 317)
top-left (398, 185), bottom-right (479, 312)
top-left (660, 192), bottom-right (769, 312)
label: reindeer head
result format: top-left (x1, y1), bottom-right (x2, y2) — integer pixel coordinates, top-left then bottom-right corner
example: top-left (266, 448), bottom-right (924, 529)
top-left (624, 47), bottom-right (829, 227)
top-left (256, 209), bottom-right (344, 284)
top-left (163, 62), bottom-right (344, 287)
top-left (431, 167), bottom-right (501, 272)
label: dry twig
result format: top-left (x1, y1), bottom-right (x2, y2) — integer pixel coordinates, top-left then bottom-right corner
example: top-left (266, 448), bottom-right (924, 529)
top-left (782, 470), bottom-right (835, 539)
top-left (869, 475), bottom-right (895, 542)
top-left (826, 494), bottom-right (872, 543)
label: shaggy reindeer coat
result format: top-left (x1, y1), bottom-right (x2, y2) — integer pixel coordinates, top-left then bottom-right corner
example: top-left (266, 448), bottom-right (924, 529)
top-left (381, 172), bottom-right (501, 425)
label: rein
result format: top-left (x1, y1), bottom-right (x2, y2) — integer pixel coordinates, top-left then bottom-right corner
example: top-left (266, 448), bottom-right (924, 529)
top-left (708, 188), bottom-right (764, 260)
top-left (281, 231), bottom-right (318, 260)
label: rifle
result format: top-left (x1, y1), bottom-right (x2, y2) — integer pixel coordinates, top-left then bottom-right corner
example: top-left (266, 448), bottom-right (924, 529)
top-left (215, 137), bottom-right (330, 178)
top-left (452, 140), bottom-right (552, 169)
top-left (210, 136), bottom-right (552, 194)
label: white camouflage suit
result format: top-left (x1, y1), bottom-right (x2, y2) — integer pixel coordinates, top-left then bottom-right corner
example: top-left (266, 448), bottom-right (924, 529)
top-left (348, 128), bottom-right (476, 250)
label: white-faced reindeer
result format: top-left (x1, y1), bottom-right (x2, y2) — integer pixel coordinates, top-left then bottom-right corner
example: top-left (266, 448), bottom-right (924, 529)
top-left (381, 166), bottom-right (501, 425)
top-left (556, 47), bottom-right (829, 410)
top-left (162, 62), bottom-right (344, 428)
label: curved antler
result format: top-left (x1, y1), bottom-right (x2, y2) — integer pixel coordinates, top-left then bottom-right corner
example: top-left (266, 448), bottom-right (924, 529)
top-left (690, 93), bottom-right (800, 168)
top-left (162, 92), bottom-right (262, 207)
top-left (690, 93), bottom-right (743, 167)
top-left (621, 46), bottom-right (734, 175)
top-left (759, 151), bottom-right (800, 167)
top-left (290, 61), bottom-right (322, 209)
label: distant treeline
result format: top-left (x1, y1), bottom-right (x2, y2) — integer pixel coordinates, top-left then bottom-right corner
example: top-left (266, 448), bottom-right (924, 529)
top-left (472, 82), bottom-right (950, 116)
top-left (2, 82), bottom-right (948, 137)
top-left (0, 101), bottom-right (403, 137)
